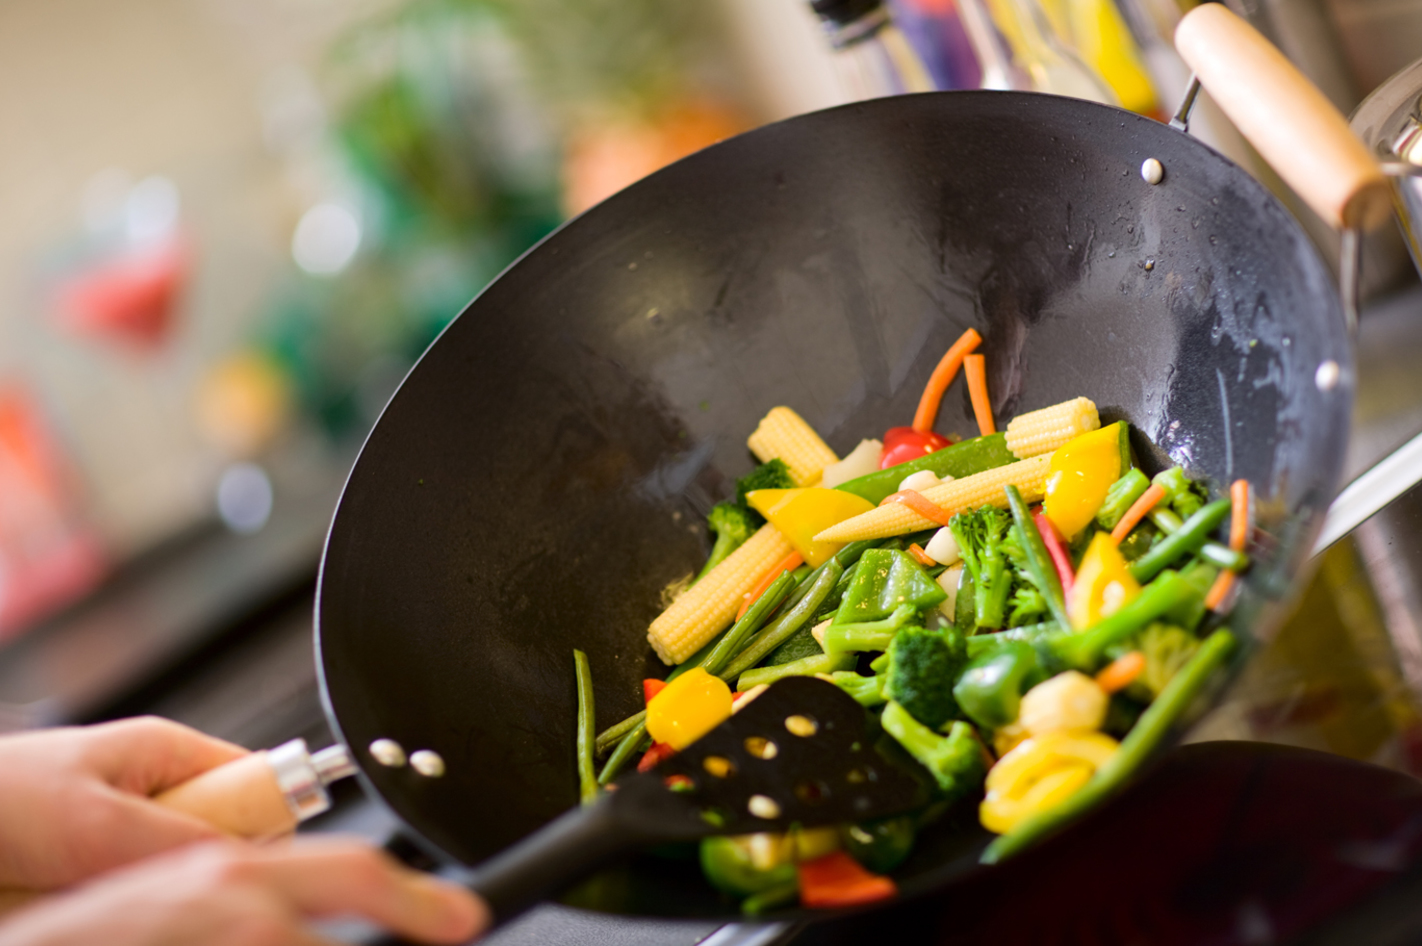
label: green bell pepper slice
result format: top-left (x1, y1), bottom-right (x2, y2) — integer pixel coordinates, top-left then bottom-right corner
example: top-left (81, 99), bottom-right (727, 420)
top-left (833, 549), bottom-right (946, 625)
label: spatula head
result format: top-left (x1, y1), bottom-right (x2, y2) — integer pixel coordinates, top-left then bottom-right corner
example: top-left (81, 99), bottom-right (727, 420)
top-left (606, 677), bottom-right (932, 841)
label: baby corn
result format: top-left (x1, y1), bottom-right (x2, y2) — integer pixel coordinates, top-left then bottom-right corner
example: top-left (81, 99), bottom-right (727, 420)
top-left (646, 524), bottom-right (794, 665)
top-left (747, 406), bottom-right (839, 487)
top-left (1005, 397), bottom-right (1099, 460)
top-left (814, 455), bottom-right (1052, 542)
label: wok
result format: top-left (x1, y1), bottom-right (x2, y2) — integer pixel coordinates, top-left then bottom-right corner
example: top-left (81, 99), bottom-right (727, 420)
top-left (308, 4), bottom-right (1379, 926)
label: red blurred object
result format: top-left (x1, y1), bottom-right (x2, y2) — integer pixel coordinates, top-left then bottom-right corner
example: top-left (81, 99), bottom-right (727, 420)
top-left (797, 850), bottom-right (897, 908)
top-left (643, 678), bottom-right (668, 704)
top-left (0, 386), bottom-right (105, 639)
top-left (53, 238), bottom-right (188, 350)
top-left (636, 741), bottom-right (677, 773)
top-left (879, 427), bottom-right (951, 469)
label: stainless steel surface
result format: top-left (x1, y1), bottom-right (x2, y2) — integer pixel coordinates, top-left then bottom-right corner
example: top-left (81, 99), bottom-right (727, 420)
top-left (268, 738), bottom-right (333, 822)
top-left (1353, 59), bottom-right (1422, 283)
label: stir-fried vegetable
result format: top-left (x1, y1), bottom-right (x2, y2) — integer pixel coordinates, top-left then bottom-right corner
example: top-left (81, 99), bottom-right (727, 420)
top-left (950, 507), bottom-right (1013, 631)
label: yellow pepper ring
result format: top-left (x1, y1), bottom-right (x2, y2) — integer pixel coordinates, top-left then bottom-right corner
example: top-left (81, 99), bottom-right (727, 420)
top-left (980, 731), bottom-right (1119, 834)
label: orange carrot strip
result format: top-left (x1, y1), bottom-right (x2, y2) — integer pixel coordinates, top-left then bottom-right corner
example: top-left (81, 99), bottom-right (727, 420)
top-left (1095, 651), bottom-right (1146, 693)
top-left (880, 489), bottom-right (955, 526)
top-left (964, 354), bottom-right (995, 436)
top-left (1110, 483), bottom-right (1167, 545)
top-left (907, 542), bottom-right (936, 567)
top-left (736, 551), bottom-right (804, 620)
top-left (1229, 479), bottom-right (1251, 551)
top-left (912, 328), bottom-right (982, 433)
top-left (798, 851), bottom-right (898, 908)
top-left (1205, 570), bottom-right (1236, 611)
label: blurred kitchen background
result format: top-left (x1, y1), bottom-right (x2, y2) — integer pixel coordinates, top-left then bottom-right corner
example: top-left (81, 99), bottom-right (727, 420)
top-left (8, 0), bottom-right (1422, 939)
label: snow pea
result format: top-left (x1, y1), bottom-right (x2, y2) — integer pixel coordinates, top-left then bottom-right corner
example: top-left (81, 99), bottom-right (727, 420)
top-left (832, 433), bottom-right (1016, 505)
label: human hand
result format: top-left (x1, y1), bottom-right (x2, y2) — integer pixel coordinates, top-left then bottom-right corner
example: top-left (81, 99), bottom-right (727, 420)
top-left (0, 837), bottom-right (487, 946)
top-left (0, 716), bottom-right (247, 891)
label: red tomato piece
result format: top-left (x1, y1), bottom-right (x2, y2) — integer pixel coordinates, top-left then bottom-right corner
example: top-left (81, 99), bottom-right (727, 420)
top-left (879, 427), bottom-right (950, 469)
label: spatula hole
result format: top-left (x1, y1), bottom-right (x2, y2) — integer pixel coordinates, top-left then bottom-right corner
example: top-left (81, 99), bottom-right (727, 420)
top-left (748, 794), bottom-right (782, 819)
top-left (703, 756), bottom-right (736, 778)
top-left (744, 736), bottom-right (778, 760)
top-left (784, 714), bottom-right (818, 737)
top-left (794, 779), bottom-right (828, 804)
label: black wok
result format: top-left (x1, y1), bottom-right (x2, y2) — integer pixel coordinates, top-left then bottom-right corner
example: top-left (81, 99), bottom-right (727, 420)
top-left (314, 10), bottom-right (1365, 925)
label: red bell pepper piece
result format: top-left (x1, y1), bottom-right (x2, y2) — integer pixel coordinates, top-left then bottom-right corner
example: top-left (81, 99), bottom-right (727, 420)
top-left (797, 850), bottom-right (898, 908)
top-left (643, 678), bottom-right (668, 704)
top-left (879, 427), bottom-right (950, 470)
top-left (1034, 511), bottom-right (1075, 596)
top-left (637, 741), bottom-right (676, 773)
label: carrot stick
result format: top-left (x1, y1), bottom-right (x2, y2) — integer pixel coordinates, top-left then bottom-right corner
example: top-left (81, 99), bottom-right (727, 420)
top-left (1110, 483), bottom-right (1167, 545)
top-left (736, 551), bottom-right (804, 620)
top-left (1229, 479), bottom-right (1251, 551)
top-left (1206, 480), bottom-right (1252, 613)
top-left (1204, 571), bottom-right (1235, 611)
top-left (907, 543), bottom-right (936, 567)
top-left (1096, 651), bottom-right (1146, 693)
top-left (880, 489), bottom-right (954, 526)
top-left (912, 328), bottom-right (982, 433)
top-left (964, 354), bottom-right (994, 436)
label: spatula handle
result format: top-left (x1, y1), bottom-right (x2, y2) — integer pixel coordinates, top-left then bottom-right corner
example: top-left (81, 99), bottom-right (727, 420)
top-left (456, 794), bottom-right (636, 922)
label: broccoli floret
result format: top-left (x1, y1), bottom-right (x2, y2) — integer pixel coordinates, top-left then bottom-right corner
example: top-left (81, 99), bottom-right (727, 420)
top-left (1152, 467), bottom-right (1208, 519)
top-left (1121, 622), bottom-right (1200, 701)
top-left (881, 702), bottom-right (985, 798)
top-left (830, 671), bottom-right (887, 707)
top-left (1097, 469), bottom-right (1151, 530)
top-left (693, 502), bottom-right (758, 584)
top-left (949, 507), bottom-right (1012, 631)
top-left (735, 459), bottom-right (795, 513)
top-left (1007, 585), bottom-right (1048, 627)
top-left (883, 625), bottom-right (966, 730)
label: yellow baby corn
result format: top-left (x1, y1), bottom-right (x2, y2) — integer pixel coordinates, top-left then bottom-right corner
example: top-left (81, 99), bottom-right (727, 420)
top-left (747, 407), bottom-right (839, 487)
top-left (814, 455), bottom-right (1053, 542)
top-left (647, 524), bottom-right (795, 665)
top-left (1005, 397), bottom-right (1100, 459)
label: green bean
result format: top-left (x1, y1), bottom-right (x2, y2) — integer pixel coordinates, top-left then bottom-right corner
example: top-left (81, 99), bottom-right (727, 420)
top-left (736, 652), bottom-right (855, 691)
top-left (597, 721), bottom-right (649, 785)
top-left (699, 572), bottom-right (798, 676)
top-left (1053, 571), bottom-right (1195, 669)
top-left (780, 539), bottom-right (879, 614)
top-left (982, 629), bottom-right (1235, 863)
top-left (595, 711), bottom-right (646, 755)
top-left (720, 561), bottom-right (844, 680)
top-left (1148, 507), bottom-right (1249, 573)
top-left (741, 881), bottom-right (800, 916)
top-left (1130, 499), bottom-right (1231, 583)
top-left (1005, 485), bottom-right (1070, 630)
top-left (573, 649), bottom-right (598, 804)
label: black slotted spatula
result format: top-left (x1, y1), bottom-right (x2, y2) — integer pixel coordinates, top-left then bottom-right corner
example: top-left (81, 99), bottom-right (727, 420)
top-left (455, 676), bottom-right (932, 922)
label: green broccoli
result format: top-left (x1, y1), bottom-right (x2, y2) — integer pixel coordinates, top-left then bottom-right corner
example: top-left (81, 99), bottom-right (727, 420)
top-left (735, 459), bottom-right (795, 514)
top-left (830, 671), bottom-right (887, 707)
top-left (881, 702), bottom-right (985, 798)
top-left (692, 461), bottom-right (796, 585)
top-left (1152, 467), bottom-right (1208, 519)
top-left (693, 502), bottom-right (758, 584)
top-left (1007, 585), bottom-right (1048, 627)
top-left (883, 625), bottom-right (966, 730)
top-left (1120, 622), bottom-right (1200, 701)
top-left (949, 507), bottom-right (1013, 631)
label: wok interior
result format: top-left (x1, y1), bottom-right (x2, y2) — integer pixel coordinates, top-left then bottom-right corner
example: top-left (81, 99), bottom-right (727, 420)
top-left (317, 92), bottom-right (1351, 917)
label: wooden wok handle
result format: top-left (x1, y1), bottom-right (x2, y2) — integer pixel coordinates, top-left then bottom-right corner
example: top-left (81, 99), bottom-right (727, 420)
top-left (154, 750), bottom-right (301, 838)
top-left (1174, 3), bottom-right (1390, 231)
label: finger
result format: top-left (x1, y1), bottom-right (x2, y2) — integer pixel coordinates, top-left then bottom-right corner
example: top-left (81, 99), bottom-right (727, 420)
top-left (58, 786), bottom-right (227, 879)
top-left (248, 839), bottom-right (487, 945)
top-left (81, 716), bottom-right (249, 795)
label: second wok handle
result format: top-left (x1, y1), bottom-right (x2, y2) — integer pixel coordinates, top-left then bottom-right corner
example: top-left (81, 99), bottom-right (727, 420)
top-left (1174, 3), bottom-right (1389, 231)
top-left (459, 795), bottom-right (638, 922)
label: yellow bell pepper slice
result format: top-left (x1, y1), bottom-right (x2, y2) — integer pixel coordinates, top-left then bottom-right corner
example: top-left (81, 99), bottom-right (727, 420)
top-left (646, 667), bottom-right (733, 750)
top-left (1066, 532), bottom-right (1142, 630)
top-left (745, 488), bottom-right (875, 567)
top-left (1043, 426), bottom-right (1122, 539)
top-left (980, 730), bottom-right (1119, 834)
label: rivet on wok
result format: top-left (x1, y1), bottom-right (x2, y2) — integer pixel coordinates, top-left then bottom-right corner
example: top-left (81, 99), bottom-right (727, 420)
top-left (1141, 158), bottom-right (1164, 185)
top-left (410, 750), bottom-right (446, 778)
top-left (369, 739), bottom-right (407, 768)
top-left (1316, 360), bottom-right (1341, 391)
